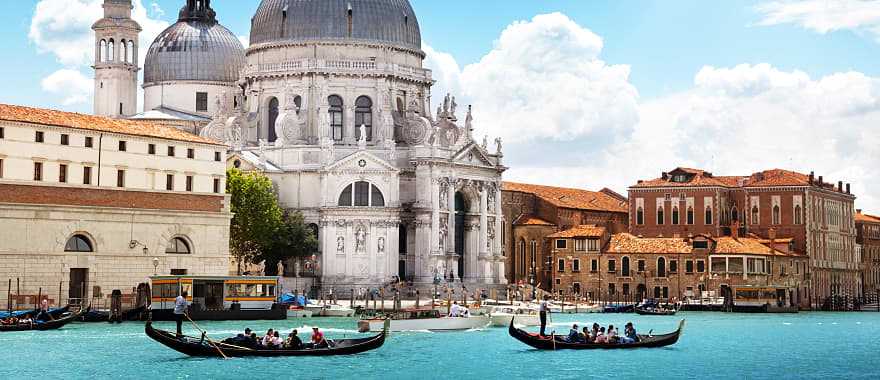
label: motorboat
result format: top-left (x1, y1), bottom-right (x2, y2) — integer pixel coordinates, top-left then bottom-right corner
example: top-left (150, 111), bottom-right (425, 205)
top-left (286, 306), bottom-right (313, 318)
top-left (488, 306), bottom-right (540, 327)
top-left (320, 304), bottom-right (355, 317)
top-left (357, 309), bottom-right (489, 333)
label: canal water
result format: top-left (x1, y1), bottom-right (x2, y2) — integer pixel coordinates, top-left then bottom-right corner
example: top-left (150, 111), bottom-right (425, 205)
top-left (1, 312), bottom-right (878, 379)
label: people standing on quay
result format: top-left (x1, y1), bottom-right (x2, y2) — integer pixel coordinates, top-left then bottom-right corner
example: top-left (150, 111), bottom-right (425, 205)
top-left (173, 291), bottom-right (188, 337)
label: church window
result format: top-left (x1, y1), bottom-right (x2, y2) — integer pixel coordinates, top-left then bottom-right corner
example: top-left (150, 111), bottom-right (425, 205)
top-left (338, 181), bottom-right (386, 207)
top-left (166, 237), bottom-right (191, 254)
top-left (329, 96), bottom-right (344, 141)
top-left (99, 40), bottom-right (107, 62)
top-left (127, 40), bottom-right (134, 63)
top-left (65, 235), bottom-right (93, 253)
top-left (108, 39), bottom-right (114, 61)
top-left (794, 205), bottom-right (803, 225)
top-left (636, 207), bottom-right (644, 225)
top-left (268, 97), bottom-right (279, 142)
top-left (355, 96), bottom-right (373, 141)
top-left (196, 92), bottom-right (208, 112)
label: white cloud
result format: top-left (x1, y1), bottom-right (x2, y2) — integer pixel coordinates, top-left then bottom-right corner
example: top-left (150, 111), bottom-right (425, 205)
top-left (425, 13), bottom-right (640, 144)
top-left (41, 69), bottom-right (93, 106)
top-left (238, 35), bottom-right (250, 48)
top-left (428, 14), bottom-right (880, 211)
top-left (755, 0), bottom-right (880, 41)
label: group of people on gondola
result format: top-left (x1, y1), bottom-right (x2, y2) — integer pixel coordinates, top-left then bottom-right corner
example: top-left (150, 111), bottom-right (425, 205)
top-left (1, 300), bottom-right (55, 326)
top-left (221, 326), bottom-right (329, 350)
top-left (564, 322), bottom-right (639, 344)
top-left (0, 316), bottom-right (34, 326)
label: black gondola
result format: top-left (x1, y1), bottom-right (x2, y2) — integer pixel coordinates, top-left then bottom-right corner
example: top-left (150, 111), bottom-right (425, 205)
top-left (79, 306), bottom-right (147, 323)
top-left (508, 319), bottom-right (684, 350)
top-left (0, 307), bottom-right (84, 332)
top-left (145, 320), bottom-right (389, 357)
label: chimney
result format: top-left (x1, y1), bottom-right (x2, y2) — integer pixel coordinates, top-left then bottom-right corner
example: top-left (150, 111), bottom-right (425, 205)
top-left (838, 181), bottom-right (843, 192)
top-left (637, 180), bottom-right (643, 184)
top-left (661, 172), bottom-right (668, 180)
top-left (818, 175), bottom-right (823, 185)
top-left (809, 171), bottom-right (814, 184)
top-left (846, 183), bottom-right (851, 194)
top-left (731, 221), bottom-right (740, 239)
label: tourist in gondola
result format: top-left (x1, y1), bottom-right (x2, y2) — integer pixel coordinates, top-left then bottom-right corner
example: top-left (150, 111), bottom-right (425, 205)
top-left (582, 326), bottom-right (592, 343)
top-left (223, 328), bottom-right (253, 346)
top-left (621, 322), bottom-right (638, 344)
top-left (566, 324), bottom-right (581, 342)
top-left (36, 300), bottom-right (54, 322)
top-left (271, 331), bottom-right (283, 349)
top-left (591, 323), bottom-right (600, 340)
top-left (310, 327), bottom-right (328, 349)
top-left (607, 324), bottom-right (618, 343)
top-left (261, 329), bottom-right (275, 347)
top-left (285, 329), bottom-right (303, 350)
top-left (595, 327), bottom-right (607, 343)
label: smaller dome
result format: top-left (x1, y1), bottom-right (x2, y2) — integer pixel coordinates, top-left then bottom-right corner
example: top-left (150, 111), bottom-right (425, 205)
top-left (143, 1), bottom-right (245, 84)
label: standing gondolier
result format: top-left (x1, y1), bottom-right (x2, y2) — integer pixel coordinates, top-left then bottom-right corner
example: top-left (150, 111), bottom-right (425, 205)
top-left (173, 291), bottom-right (188, 337)
top-left (539, 295), bottom-right (551, 336)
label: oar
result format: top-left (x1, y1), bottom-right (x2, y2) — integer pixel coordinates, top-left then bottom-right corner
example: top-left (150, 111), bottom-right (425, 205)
top-left (184, 313), bottom-right (229, 359)
top-left (551, 330), bottom-right (557, 351)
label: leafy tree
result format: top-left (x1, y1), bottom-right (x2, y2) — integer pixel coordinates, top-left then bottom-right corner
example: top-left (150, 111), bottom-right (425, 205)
top-left (226, 168), bottom-right (284, 273)
top-left (261, 211), bottom-right (319, 276)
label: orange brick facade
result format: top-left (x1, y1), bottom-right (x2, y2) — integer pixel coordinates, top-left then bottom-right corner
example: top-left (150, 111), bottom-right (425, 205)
top-left (0, 183), bottom-right (225, 213)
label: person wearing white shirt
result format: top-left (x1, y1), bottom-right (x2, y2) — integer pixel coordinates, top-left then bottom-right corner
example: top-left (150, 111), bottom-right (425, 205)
top-left (449, 301), bottom-right (462, 317)
top-left (173, 291), bottom-right (188, 336)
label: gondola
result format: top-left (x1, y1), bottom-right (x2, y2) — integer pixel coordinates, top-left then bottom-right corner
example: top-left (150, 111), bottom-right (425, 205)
top-left (0, 307), bottom-right (84, 332)
top-left (79, 306), bottom-right (147, 323)
top-left (508, 319), bottom-right (684, 350)
top-left (145, 319), bottom-right (389, 357)
top-left (0, 306), bottom-right (70, 320)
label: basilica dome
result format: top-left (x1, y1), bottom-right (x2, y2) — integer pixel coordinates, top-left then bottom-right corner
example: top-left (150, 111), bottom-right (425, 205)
top-left (249, 0), bottom-right (422, 52)
top-left (143, 1), bottom-right (245, 84)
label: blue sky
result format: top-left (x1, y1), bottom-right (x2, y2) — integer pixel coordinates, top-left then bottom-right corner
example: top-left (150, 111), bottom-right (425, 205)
top-left (8, 0), bottom-right (880, 210)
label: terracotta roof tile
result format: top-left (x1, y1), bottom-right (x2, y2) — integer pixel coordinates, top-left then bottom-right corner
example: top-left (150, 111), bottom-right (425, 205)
top-left (855, 211), bottom-right (880, 224)
top-left (0, 103), bottom-right (223, 146)
top-left (632, 167), bottom-right (827, 189)
top-left (713, 237), bottom-right (804, 257)
top-left (547, 225), bottom-right (606, 238)
top-left (606, 233), bottom-right (693, 254)
top-left (744, 169), bottom-right (810, 187)
top-left (513, 215), bottom-right (556, 226)
top-left (503, 182), bottom-right (628, 213)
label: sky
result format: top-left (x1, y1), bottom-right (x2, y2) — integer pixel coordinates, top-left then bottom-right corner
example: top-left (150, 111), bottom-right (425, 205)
top-left (8, 0), bottom-right (880, 210)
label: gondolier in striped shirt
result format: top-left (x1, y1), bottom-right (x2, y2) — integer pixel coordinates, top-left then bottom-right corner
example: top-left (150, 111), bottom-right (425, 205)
top-left (539, 296), bottom-right (550, 336)
top-left (173, 291), bottom-right (188, 337)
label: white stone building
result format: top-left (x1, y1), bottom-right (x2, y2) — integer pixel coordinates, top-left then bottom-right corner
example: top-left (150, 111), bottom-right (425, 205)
top-left (0, 104), bottom-right (231, 305)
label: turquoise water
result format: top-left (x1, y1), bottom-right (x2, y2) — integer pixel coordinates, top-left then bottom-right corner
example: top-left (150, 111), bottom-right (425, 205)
top-left (1, 312), bottom-right (879, 379)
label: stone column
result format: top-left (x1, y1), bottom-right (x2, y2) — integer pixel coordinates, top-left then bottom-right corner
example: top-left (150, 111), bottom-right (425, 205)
top-left (344, 104), bottom-right (356, 145)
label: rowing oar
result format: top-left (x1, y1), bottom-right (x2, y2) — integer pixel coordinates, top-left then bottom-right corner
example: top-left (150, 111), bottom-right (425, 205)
top-left (551, 330), bottom-right (557, 351)
top-left (184, 313), bottom-right (229, 359)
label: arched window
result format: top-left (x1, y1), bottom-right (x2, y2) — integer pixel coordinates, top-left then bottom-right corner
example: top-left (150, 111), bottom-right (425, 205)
top-left (329, 95), bottom-right (344, 141)
top-left (731, 206), bottom-right (739, 222)
top-left (308, 223), bottom-right (319, 241)
top-left (530, 240), bottom-right (537, 269)
top-left (705, 206), bottom-right (713, 225)
top-left (293, 95), bottom-right (302, 114)
top-left (794, 205), bottom-right (803, 225)
top-left (751, 206), bottom-right (760, 225)
top-left (518, 239), bottom-right (526, 277)
top-left (120, 39), bottom-right (127, 63)
top-left (672, 206), bottom-right (680, 225)
top-left (355, 96), bottom-right (373, 141)
top-left (636, 207), bottom-right (644, 225)
top-left (267, 97), bottom-right (279, 142)
top-left (65, 235), bottom-right (93, 252)
top-left (657, 257), bottom-right (667, 277)
top-left (166, 237), bottom-right (191, 254)
top-left (108, 39), bottom-right (115, 61)
top-left (687, 206), bottom-right (694, 225)
top-left (338, 181), bottom-right (385, 207)
top-left (772, 205), bottom-right (781, 225)
top-left (657, 206), bottom-right (665, 225)
top-left (99, 40), bottom-right (107, 62)
top-left (622, 256), bottom-right (630, 277)
top-left (127, 40), bottom-right (134, 63)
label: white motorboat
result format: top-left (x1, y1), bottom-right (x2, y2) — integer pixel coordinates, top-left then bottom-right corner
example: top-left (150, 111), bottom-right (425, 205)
top-left (320, 304), bottom-right (355, 317)
top-left (357, 309), bottom-right (489, 332)
top-left (286, 307), bottom-right (313, 318)
top-left (488, 306), bottom-right (540, 327)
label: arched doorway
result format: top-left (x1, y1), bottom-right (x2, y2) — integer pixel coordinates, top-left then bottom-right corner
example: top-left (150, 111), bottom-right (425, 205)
top-left (454, 192), bottom-right (468, 280)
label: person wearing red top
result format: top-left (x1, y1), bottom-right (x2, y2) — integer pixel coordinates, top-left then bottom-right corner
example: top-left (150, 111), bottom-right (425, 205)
top-left (310, 327), bottom-right (328, 348)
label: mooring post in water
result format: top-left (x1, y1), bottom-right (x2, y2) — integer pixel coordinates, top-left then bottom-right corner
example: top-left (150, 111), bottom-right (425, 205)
top-left (58, 281), bottom-right (62, 307)
top-left (415, 290), bottom-right (420, 309)
top-left (16, 278), bottom-right (20, 311)
top-left (6, 279), bottom-right (11, 314)
top-left (37, 287), bottom-right (42, 310)
top-left (380, 288), bottom-right (385, 310)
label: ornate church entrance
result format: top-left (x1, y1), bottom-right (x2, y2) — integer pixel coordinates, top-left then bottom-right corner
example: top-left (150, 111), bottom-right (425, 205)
top-left (455, 192), bottom-right (467, 280)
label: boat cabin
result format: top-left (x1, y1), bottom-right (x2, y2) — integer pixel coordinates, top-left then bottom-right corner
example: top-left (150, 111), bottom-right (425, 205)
top-left (150, 275), bottom-right (279, 312)
top-left (731, 285), bottom-right (798, 313)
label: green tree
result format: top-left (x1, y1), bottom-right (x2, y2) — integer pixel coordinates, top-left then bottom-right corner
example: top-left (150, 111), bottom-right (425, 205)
top-left (226, 168), bottom-right (284, 273)
top-left (261, 211), bottom-right (319, 276)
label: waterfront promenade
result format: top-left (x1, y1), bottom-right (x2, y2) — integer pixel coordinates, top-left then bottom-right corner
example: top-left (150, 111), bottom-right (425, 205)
top-left (1, 312), bottom-right (878, 379)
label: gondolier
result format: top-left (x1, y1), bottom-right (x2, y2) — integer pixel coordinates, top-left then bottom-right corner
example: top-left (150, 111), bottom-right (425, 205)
top-left (174, 291), bottom-right (188, 336)
top-left (539, 296), bottom-right (550, 336)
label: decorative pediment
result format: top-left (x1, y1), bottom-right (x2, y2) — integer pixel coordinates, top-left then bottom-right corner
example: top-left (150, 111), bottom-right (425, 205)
top-left (452, 143), bottom-right (494, 167)
top-left (326, 150), bottom-right (399, 173)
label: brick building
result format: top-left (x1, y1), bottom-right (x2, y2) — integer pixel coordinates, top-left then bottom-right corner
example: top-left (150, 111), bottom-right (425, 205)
top-left (0, 104), bottom-right (231, 306)
top-left (629, 167), bottom-right (860, 306)
top-left (501, 182), bottom-right (628, 290)
top-left (548, 226), bottom-right (808, 307)
top-left (856, 210), bottom-right (880, 299)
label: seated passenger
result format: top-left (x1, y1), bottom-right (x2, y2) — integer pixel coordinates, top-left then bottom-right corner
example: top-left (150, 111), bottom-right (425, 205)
top-left (607, 324), bottom-right (618, 343)
top-left (594, 327), bottom-right (607, 343)
top-left (271, 331), bottom-right (284, 349)
top-left (311, 327), bottom-right (328, 349)
top-left (261, 329), bottom-right (275, 348)
top-left (582, 327), bottom-right (592, 343)
top-left (567, 324), bottom-right (581, 342)
top-left (286, 329), bottom-right (304, 350)
top-left (620, 322), bottom-right (638, 344)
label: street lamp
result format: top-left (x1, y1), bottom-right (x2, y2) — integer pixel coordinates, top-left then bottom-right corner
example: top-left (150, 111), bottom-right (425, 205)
top-left (152, 257), bottom-right (160, 276)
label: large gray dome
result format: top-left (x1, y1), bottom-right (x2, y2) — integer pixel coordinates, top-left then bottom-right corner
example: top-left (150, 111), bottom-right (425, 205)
top-left (143, 0), bottom-right (245, 84)
top-left (250, 0), bottom-right (422, 52)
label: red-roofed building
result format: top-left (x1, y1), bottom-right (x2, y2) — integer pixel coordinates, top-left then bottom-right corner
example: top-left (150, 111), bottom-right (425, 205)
top-left (630, 167), bottom-right (861, 307)
top-left (856, 210), bottom-right (880, 300)
top-left (502, 182), bottom-right (629, 291)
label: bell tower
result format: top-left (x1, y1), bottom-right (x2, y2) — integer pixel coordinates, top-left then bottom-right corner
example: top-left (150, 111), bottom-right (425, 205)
top-left (92, 0), bottom-right (141, 118)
